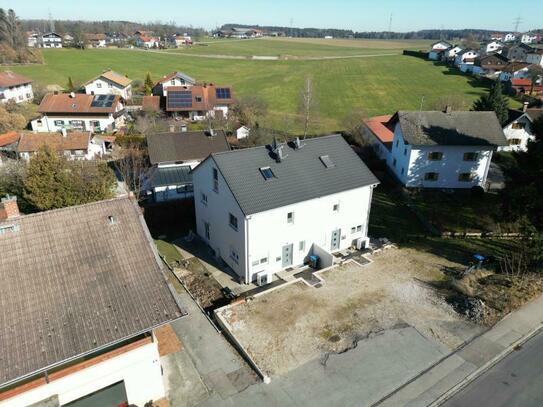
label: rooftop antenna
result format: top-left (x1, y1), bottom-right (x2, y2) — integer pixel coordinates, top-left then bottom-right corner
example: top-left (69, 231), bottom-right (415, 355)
top-left (513, 16), bottom-right (522, 33)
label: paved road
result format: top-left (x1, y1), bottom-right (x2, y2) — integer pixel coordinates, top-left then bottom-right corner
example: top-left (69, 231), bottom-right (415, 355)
top-left (444, 330), bottom-right (543, 407)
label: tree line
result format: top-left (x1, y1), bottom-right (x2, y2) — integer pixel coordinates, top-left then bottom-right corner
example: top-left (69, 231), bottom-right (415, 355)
top-left (0, 8), bottom-right (42, 63)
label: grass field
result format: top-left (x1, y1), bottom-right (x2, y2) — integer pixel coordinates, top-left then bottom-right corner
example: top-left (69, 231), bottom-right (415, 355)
top-left (5, 38), bottom-right (510, 133)
top-left (166, 37), bottom-right (433, 57)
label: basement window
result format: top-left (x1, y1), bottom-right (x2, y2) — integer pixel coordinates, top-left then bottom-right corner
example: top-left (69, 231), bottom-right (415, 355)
top-left (259, 167), bottom-right (275, 180)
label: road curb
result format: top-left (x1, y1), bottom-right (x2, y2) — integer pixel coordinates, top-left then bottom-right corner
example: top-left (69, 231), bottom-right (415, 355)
top-left (429, 323), bottom-right (543, 406)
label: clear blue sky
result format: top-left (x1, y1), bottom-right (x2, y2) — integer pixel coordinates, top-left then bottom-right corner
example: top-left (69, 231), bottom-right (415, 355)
top-left (3, 0), bottom-right (542, 32)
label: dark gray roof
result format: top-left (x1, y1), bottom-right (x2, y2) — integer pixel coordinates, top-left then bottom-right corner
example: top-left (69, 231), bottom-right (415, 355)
top-left (526, 108), bottom-right (543, 122)
top-left (0, 198), bottom-right (184, 386)
top-left (148, 165), bottom-right (192, 188)
top-left (392, 111), bottom-right (507, 147)
top-left (147, 130), bottom-right (230, 165)
top-left (206, 134), bottom-right (379, 215)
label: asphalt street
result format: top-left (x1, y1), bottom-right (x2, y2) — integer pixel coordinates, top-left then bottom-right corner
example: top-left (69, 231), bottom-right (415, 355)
top-left (444, 329), bottom-right (543, 407)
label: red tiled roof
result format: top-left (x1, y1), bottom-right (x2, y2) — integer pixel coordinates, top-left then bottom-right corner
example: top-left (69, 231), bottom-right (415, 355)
top-left (0, 131), bottom-right (19, 147)
top-left (17, 132), bottom-right (90, 153)
top-left (0, 71), bottom-right (32, 88)
top-left (364, 115), bottom-right (394, 144)
top-left (38, 93), bottom-right (120, 114)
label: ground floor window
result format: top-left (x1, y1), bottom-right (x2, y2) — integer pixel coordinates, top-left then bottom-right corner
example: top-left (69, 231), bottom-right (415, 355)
top-left (424, 172), bottom-right (439, 181)
top-left (458, 172), bottom-right (474, 182)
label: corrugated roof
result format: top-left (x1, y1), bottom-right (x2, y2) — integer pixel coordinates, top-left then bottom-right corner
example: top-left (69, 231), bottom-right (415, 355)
top-left (148, 165), bottom-right (192, 188)
top-left (0, 71), bottom-right (32, 88)
top-left (0, 197), bottom-right (184, 386)
top-left (147, 130), bottom-right (230, 165)
top-left (204, 134), bottom-right (379, 215)
top-left (392, 111), bottom-right (507, 147)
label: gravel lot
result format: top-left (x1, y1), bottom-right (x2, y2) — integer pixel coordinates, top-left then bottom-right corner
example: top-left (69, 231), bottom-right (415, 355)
top-left (217, 247), bottom-right (484, 377)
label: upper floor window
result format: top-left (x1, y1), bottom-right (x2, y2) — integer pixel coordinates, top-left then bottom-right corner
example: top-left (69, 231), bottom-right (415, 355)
top-left (333, 203), bottom-right (340, 212)
top-left (287, 212), bottom-right (294, 224)
top-left (229, 213), bottom-right (238, 231)
top-left (428, 152), bottom-right (443, 161)
top-left (201, 192), bottom-right (208, 205)
top-left (458, 172), bottom-right (474, 182)
top-left (97, 83), bottom-right (102, 88)
top-left (212, 168), bottom-right (218, 192)
top-left (170, 80), bottom-right (175, 85)
top-left (463, 152), bottom-right (479, 161)
top-left (425, 172), bottom-right (439, 181)
top-left (509, 138), bottom-right (521, 146)
top-left (511, 122), bottom-right (526, 130)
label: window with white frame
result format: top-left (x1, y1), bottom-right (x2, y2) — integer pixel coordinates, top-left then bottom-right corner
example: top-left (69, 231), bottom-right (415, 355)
top-left (287, 212), bottom-right (294, 224)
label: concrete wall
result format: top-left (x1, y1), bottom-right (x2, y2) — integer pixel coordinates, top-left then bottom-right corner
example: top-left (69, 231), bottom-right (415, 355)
top-left (0, 83), bottom-right (33, 104)
top-left (1, 340), bottom-right (165, 407)
top-left (388, 123), bottom-right (494, 189)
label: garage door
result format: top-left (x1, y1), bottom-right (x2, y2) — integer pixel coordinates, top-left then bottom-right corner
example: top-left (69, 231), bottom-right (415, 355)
top-left (63, 381), bottom-right (128, 407)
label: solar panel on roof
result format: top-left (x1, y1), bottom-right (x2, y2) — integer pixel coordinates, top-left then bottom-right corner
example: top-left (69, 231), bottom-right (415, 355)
top-left (168, 90), bottom-right (193, 109)
top-left (216, 88), bottom-right (231, 99)
top-left (91, 94), bottom-right (116, 108)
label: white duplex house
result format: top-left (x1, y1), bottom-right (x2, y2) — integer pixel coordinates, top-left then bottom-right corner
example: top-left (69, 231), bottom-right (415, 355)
top-left (383, 110), bottom-right (507, 189)
top-left (192, 135), bottom-right (379, 285)
top-left (0, 71), bottom-right (33, 104)
top-left (83, 70), bottom-right (133, 100)
top-left (499, 106), bottom-right (542, 152)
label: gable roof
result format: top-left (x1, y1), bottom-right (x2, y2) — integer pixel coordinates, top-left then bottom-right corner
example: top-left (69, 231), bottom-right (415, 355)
top-left (38, 93), bottom-right (121, 114)
top-left (0, 197), bottom-right (184, 386)
top-left (501, 62), bottom-right (531, 73)
top-left (0, 71), bottom-right (33, 88)
top-left (84, 70), bottom-right (132, 88)
top-left (202, 134), bottom-right (379, 216)
top-left (0, 131), bottom-right (20, 148)
top-left (156, 71), bottom-right (196, 87)
top-left (165, 84), bottom-right (234, 112)
top-left (17, 132), bottom-right (90, 153)
top-left (391, 111), bottom-right (507, 147)
top-left (147, 130), bottom-right (230, 165)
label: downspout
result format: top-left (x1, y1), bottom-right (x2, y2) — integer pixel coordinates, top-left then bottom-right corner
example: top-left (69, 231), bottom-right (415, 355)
top-left (245, 216), bottom-right (251, 284)
top-left (365, 184), bottom-right (378, 243)
top-left (482, 149), bottom-right (493, 189)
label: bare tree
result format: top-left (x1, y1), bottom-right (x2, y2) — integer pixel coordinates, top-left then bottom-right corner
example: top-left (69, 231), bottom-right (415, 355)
top-left (112, 141), bottom-right (148, 199)
top-left (343, 108), bottom-right (369, 146)
top-left (298, 76), bottom-right (318, 139)
top-left (231, 95), bottom-right (268, 128)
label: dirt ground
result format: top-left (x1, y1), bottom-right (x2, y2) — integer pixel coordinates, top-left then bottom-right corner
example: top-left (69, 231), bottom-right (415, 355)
top-left (218, 247), bottom-right (483, 377)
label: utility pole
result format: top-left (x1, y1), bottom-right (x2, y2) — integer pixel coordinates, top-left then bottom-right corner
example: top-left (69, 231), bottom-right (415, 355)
top-left (289, 18), bottom-right (294, 37)
top-left (388, 13), bottom-right (393, 33)
top-left (513, 16), bottom-right (522, 33)
top-left (48, 11), bottom-right (55, 33)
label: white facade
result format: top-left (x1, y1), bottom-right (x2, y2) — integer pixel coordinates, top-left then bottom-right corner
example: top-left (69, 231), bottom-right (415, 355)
top-left (521, 34), bottom-right (538, 44)
top-left (41, 33), bottom-right (62, 48)
top-left (31, 113), bottom-right (124, 133)
top-left (0, 82), bottom-right (33, 104)
top-left (431, 41), bottom-right (452, 51)
top-left (526, 53), bottom-right (543, 67)
top-left (0, 340), bottom-right (165, 407)
top-left (483, 41), bottom-right (503, 53)
top-left (504, 33), bottom-right (516, 42)
top-left (159, 77), bottom-right (195, 96)
top-left (236, 126), bottom-right (250, 139)
top-left (445, 46), bottom-right (463, 60)
top-left (84, 78), bottom-right (132, 99)
top-left (499, 113), bottom-right (535, 152)
top-left (387, 123), bottom-right (494, 189)
top-left (454, 50), bottom-right (479, 66)
top-left (193, 158), bottom-right (376, 284)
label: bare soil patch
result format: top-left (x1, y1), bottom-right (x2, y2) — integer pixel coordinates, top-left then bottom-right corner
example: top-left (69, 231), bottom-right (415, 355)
top-left (175, 258), bottom-right (226, 310)
top-left (218, 248), bottom-right (482, 377)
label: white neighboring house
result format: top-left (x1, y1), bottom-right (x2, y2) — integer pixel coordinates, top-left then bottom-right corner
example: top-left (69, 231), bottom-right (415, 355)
top-left (27, 32), bottom-right (39, 47)
top-left (526, 50), bottom-right (543, 67)
top-left (31, 93), bottom-right (125, 133)
top-left (381, 110), bottom-right (506, 189)
top-left (444, 46), bottom-right (464, 61)
top-left (499, 63), bottom-right (532, 82)
top-left (429, 41), bottom-right (452, 60)
top-left (482, 40), bottom-right (504, 54)
top-left (16, 131), bottom-right (104, 161)
top-left (83, 70), bottom-right (133, 100)
top-left (504, 33), bottom-right (517, 42)
top-left (152, 71), bottom-right (197, 97)
top-left (454, 49), bottom-right (480, 68)
top-left (40, 32), bottom-right (62, 48)
top-left (0, 71), bottom-right (33, 104)
top-left (0, 197), bottom-right (184, 407)
top-left (236, 126), bottom-right (250, 139)
top-left (192, 135), bottom-right (379, 285)
top-left (499, 107), bottom-right (537, 152)
top-left (521, 33), bottom-right (539, 44)
top-left (144, 130), bottom-right (231, 202)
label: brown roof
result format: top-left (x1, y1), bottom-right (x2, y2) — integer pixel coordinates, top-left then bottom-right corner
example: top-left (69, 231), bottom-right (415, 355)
top-left (85, 33), bottom-right (107, 41)
top-left (147, 130), bottom-right (231, 164)
top-left (84, 70), bottom-right (132, 88)
top-left (38, 93), bottom-right (121, 114)
top-left (0, 71), bottom-right (32, 88)
top-left (0, 131), bottom-right (20, 147)
top-left (166, 84), bottom-right (234, 112)
top-left (143, 95), bottom-right (161, 111)
top-left (501, 62), bottom-right (531, 73)
top-left (17, 132), bottom-right (90, 153)
top-left (0, 197), bottom-right (184, 386)
top-left (364, 115), bottom-right (394, 144)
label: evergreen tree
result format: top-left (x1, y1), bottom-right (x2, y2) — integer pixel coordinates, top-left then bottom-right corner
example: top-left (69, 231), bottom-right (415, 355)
top-left (144, 72), bottom-right (154, 95)
top-left (473, 81), bottom-right (509, 125)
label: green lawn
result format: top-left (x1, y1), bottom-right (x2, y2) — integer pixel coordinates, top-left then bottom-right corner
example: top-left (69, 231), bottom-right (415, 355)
top-left (167, 37), bottom-right (432, 57)
top-left (6, 45), bottom-right (506, 133)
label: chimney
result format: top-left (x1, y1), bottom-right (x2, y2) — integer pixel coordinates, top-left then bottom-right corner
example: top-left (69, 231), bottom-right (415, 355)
top-left (69, 92), bottom-right (76, 98)
top-left (294, 137), bottom-right (305, 150)
top-left (0, 195), bottom-right (20, 221)
top-left (444, 105), bottom-right (452, 114)
top-left (523, 101), bottom-right (529, 112)
top-left (275, 144), bottom-right (287, 163)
